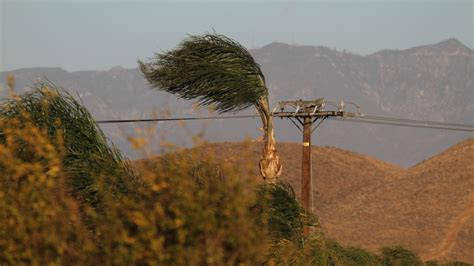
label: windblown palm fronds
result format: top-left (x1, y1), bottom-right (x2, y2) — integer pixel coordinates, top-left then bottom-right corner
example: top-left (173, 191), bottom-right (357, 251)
top-left (0, 83), bottom-right (139, 207)
top-left (139, 34), bottom-right (267, 113)
top-left (139, 33), bottom-right (282, 182)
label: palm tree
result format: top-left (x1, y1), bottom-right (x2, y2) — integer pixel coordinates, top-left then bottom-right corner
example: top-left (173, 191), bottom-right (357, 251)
top-left (138, 33), bottom-right (282, 183)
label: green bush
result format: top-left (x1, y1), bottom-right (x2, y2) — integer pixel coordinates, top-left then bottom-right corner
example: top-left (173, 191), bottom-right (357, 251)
top-left (255, 182), bottom-right (317, 241)
top-left (325, 240), bottom-right (379, 266)
top-left (0, 84), bottom-right (140, 208)
top-left (380, 246), bottom-right (422, 266)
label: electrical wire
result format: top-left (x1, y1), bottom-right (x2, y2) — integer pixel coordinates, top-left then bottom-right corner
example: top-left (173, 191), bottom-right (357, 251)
top-left (96, 114), bottom-right (474, 132)
top-left (331, 117), bottom-right (474, 132)
top-left (97, 115), bottom-right (259, 124)
top-left (362, 115), bottom-right (474, 128)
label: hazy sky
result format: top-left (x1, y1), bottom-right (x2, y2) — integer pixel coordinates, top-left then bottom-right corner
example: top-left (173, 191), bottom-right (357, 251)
top-left (1, 0), bottom-right (472, 72)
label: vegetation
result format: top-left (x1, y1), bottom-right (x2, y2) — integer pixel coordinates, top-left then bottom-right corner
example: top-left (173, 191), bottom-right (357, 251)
top-left (380, 246), bottom-right (423, 266)
top-left (139, 33), bottom-right (282, 183)
top-left (256, 182), bottom-right (315, 241)
top-left (1, 85), bottom-right (472, 265)
top-left (0, 85), bottom-right (269, 264)
top-left (0, 84), bottom-right (140, 209)
top-left (0, 113), bottom-right (94, 264)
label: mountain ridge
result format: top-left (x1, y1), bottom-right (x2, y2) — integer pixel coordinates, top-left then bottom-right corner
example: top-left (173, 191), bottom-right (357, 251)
top-left (1, 38), bottom-right (472, 167)
top-left (5, 38), bottom-right (470, 74)
top-left (369, 38), bottom-right (473, 56)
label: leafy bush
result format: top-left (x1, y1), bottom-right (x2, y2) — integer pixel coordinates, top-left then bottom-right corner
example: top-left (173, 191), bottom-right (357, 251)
top-left (91, 150), bottom-right (269, 265)
top-left (325, 240), bottom-right (379, 266)
top-left (0, 91), bottom-right (270, 264)
top-left (0, 117), bottom-right (94, 265)
top-left (255, 182), bottom-right (316, 241)
top-left (380, 246), bottom-right (423, 266)
top-left (0, 84), bottom-right (140, 209)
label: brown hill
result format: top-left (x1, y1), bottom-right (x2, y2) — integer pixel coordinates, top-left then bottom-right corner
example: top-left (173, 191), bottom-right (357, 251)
top-left (324, 138), bottom-right (474, 263)
top-left (140, 138), bottom-right (474, 263)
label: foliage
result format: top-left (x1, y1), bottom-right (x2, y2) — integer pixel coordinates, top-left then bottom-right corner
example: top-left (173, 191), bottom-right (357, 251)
top-left (256, 182), bottom-right (316, 241)
top-left (0, 84), bottom-right (140, 208)
top-left (0, 117), bottom-right (94, 265)
top-left (1, 88), bottom-right (472, 265)
top-left (266, 234), bottom-right (328, 265)
top-left (254, 182), bottom-right (323, 264)
top-left (91, 150), bottom-right (268, 265)
top-left (139, 33), bottom-right (268, 113)
top-left (380, 246), bottom-right (423, 266)
top-left (325, 240), bottom-right (379, 266)
top-left (139, 32), bottom-right (282, 182)
top-left (0, 97), bottom-right (270, 264)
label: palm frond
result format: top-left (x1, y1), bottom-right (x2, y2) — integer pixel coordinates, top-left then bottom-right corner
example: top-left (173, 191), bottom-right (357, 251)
top-left (139, 33), bottom-right (268, 113)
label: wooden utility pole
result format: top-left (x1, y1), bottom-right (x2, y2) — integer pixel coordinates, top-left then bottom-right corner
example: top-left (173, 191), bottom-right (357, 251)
top-left (301, 116), bottom-right (312, 236)
top-left (272, 98), bottom-right (361, 236)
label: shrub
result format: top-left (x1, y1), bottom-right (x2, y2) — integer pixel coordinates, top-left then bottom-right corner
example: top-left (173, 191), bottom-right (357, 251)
top-left (325, 240), bottom-right (379, 266)
top-left (0, 84), bottom-right (140, 209)
top-left (0, 117), bottom-right (94, 265)
top-left (255, 182), bottom-right (316, 241)
top-left (0, 105), bottom-right (271, 264)
top-left (380, 246), bottom-right (422, 266)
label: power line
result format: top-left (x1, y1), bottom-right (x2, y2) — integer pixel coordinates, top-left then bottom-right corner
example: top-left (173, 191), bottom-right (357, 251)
top-left (332, 117), bottom-right (474, 132)
top-left (362, 115), bottom-right (474, 128)
top-left (96, 115), bottom-right (259, 124)
top-left (96, 114), bottom-right (474, 132)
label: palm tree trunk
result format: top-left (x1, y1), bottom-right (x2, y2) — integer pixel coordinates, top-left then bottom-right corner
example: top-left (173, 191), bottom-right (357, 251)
top-left (257, 96), bottom-right (282, 184)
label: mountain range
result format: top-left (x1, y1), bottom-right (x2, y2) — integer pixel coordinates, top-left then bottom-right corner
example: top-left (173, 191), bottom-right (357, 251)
top-left (1, 38), bottom-right (472, 166)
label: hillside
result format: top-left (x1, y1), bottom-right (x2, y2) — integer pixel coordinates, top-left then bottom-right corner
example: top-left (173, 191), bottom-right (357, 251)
top-left (325, 138), bottom-right (474, 263)
top-left (150, 138), bottom-right (474, 263)
top-left (2, 38), bottom-right (472, 167)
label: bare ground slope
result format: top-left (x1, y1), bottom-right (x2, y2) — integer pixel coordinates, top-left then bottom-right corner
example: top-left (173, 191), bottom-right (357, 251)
top-left (325, 138), bottom-right (474, 263)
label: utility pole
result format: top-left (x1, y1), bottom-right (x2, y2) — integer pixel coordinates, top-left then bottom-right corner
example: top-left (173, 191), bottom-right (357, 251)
top-left (272, 98), bottom-right (361, 236)
top-left (301, 115), bottom-right (312, 236)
